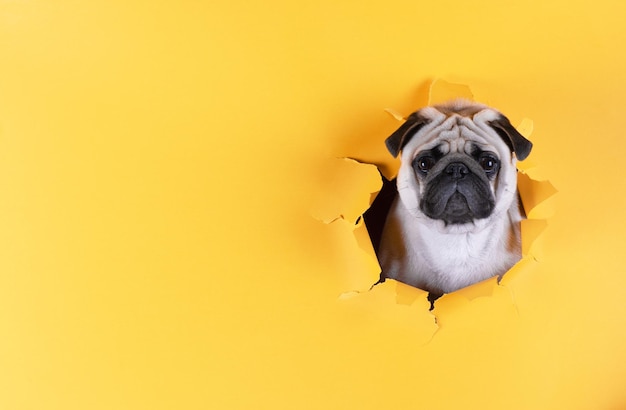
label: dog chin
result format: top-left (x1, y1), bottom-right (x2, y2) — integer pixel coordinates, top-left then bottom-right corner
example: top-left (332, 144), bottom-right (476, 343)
top-left (442, 215), bottom-right (475, 226)
top-left (422, 213), bottom-right (492, 234)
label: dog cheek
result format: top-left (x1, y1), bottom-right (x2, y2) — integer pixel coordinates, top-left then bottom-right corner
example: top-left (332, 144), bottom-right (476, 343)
top-left (471, 194), bottom-right (496, 218)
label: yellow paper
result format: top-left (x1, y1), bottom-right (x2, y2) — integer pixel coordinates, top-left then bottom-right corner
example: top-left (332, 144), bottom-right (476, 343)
top-left (1, 1), bottom-right (626, 409)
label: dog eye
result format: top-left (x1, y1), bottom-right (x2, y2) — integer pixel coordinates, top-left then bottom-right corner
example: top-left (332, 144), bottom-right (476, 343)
top-left (415, 156), bottom-right (436, 173)
top-left (479, 155), bottom-right (499, 174)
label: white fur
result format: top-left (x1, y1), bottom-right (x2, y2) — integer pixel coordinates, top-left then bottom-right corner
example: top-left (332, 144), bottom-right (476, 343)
top-left (378, 103), bottom-right (523, 294)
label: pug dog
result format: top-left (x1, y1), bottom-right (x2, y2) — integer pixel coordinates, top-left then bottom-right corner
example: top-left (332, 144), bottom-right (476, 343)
top-left (377, 100), bottom-right (532, 297)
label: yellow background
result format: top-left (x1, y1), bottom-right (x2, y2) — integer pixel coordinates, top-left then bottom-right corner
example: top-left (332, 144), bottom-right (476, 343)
top-left (1, 1), bottom-right (625, 409)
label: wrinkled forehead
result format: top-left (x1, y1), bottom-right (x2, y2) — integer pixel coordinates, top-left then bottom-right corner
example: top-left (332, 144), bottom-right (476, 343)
top-left (406, 111), bottom-right (496, 156)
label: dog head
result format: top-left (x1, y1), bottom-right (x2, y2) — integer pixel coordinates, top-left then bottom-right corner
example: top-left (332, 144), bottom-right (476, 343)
top-left (385, 100), bottom-right (532, 232)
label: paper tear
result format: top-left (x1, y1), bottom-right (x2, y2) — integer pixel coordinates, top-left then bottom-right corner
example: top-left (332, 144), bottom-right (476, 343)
top-left (314, 81), bottom-right (557, 336)
top-left (521, 219), bottom-right (549, 261)
top-left (498, 254), bottom-right (540, 288)
top-left (392, 278), bottom-right (428, 306)
top-left (431, 280), bottom-right (520, 331)
top-left (338, 280), bottom-right (439, 343)
top-left (322, 217), bottom-right (382, 291)
top-left (517, 173), bottom-right (558, 219)
top-left (450, 276), bottom-right (499, 301)
top-left (352, 217), bottom-right (378, 259)
top-left (428, 79), bottom-right (474, 105)
top-left (384, 108), bottom-right (405, 122)
top-left (310, 157), bottom-right (382, 224)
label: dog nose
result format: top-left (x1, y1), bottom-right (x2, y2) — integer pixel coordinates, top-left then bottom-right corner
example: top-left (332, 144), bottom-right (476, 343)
top-left (445, 162), bottom-right (469, 179)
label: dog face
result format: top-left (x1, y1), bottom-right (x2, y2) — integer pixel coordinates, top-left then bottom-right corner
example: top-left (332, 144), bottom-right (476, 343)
top-left (386, 100), bottom-right (532, 233)
top-left (376, 100), bottom-right (533, 295)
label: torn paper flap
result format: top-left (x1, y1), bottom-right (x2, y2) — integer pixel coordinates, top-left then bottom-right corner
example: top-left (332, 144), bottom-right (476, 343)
top-left (517, 173), bottom-right (558, 219)
top-left (384, 108), bottom-right (406, 122)
top-left (428, 79), bottom-right (474, 105)
top-left (339, 280), bottom-right (438, 343)
top-left (310, 158), bottom-right (382, 224)
top-left (325, 217), bottom-right (383, 291)
top-left (521, 218), bottom-right (548, 259)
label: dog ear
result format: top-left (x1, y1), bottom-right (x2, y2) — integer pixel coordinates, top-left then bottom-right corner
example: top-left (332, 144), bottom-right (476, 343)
top-left (487, 115), bottom-right (533, 161)
top-left (385, 112), bottom-right (430, 157)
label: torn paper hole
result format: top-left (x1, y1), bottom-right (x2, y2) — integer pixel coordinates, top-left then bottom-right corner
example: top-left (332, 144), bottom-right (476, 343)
top-left (310, 155), bottom-right (555, 293)
top-left (312, 80), bottom-right (556, 317)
